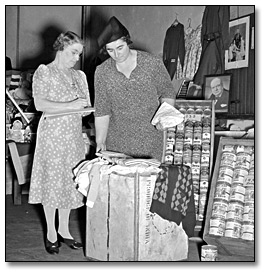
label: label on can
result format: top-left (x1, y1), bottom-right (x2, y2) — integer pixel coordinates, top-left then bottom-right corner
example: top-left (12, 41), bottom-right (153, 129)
top-left (219, 166), bottom-right (234, 178)
top-left (244, 174), bottom-right (254, 187)
top-left (211, 200), bottom-right (229, 219)
top-left (201, 245), bottom-right (218, 261)
top-left (200, 180), bottom-right (209, 189)
top-left (209, 216), bottom-right (225, 236)
top-left (235, 152), bottom-right (251, 170)
top-left (241, 221), bottom-right (254, 240)
top-left (214, 185), bottom-right (231, 202)
top-left (244, 186), bottom-right (254, 203)
top-left (220, 152), bottom-right (236, 168)
top-left (202, 132), bottom-right (211, 143)
top-left (233, 168), bottom-right (249, 183)
top-left (229, 187), bottom-right (245, 203)
top-left (227, 201), bottom-right (244, 221)
top-left (243, 204), bottom-right (254, 221)
top-left (174, 154), bottom-right (183, 165)
top-left (164, 154), bottom-right (173, 164)
top-left (224, 219), bottom-right (242, 238)
top-left (217, 173), bottom-right (232, 184)
top-left (201, 154), bottom-right (210, 167)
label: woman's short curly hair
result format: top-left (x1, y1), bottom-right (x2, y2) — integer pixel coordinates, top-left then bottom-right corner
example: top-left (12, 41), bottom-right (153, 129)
top-left (53, 31), bottom-right (84, 51)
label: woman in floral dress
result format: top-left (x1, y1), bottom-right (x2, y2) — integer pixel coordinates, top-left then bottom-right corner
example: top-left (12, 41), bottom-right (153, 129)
top-left (29, 31), bottom-right (91, 255)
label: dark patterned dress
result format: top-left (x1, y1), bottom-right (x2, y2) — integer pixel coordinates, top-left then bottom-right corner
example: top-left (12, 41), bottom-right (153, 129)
top-left (28, 63), bottom-right (91, 209)
top-left (94, 51), bottom-right (175, 161)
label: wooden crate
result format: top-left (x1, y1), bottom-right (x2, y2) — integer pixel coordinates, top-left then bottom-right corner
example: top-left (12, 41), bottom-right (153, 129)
top-left (85, 169), bottom-right (188, 261)
top-left (203, 137), bottom-right (254, 257)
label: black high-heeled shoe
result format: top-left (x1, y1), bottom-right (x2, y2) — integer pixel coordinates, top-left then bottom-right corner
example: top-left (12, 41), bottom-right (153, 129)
top-left (45, 238), bottom-right (60, 255)
top-left (57, 234), bottom-right (83, 250)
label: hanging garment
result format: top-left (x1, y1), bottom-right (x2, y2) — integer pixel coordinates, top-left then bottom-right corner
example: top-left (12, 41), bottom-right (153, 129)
top-left (182, 24), bottom-right (202, 81)
top-left (150, 165), bottom-right (196, 237)
top-left (163, 23), bottom-right (185, 80)
top-left (193, 6), bottom-right (230, 87)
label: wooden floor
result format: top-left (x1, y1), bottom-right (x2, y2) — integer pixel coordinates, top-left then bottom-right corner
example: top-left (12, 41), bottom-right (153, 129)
top-left (5, 194), bottom-right (205, 262)
top-left (5, 194), bottom-right (254, 262)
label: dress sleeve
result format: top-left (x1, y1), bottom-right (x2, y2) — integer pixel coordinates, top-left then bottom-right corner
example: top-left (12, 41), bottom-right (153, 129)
top-left (77, 70), bottom-right (91, 106)
top-left (153, 56), bottom-right (176, 99)
top-left (32, 64), bottom-right (51, 99)
top-left (94, 66), bottom-right (112, 117)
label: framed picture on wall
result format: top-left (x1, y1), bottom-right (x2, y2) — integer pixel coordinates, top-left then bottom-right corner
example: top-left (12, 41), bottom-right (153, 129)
top-left (225, 16), bottom-right (250, 70)
top-left (203, 74), bottom-right (232, 113)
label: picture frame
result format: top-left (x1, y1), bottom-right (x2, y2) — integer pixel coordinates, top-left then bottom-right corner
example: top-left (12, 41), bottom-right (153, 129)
top-left (225, 16), bottom-right (250, 70)
top-left (203, 74), bottom-right (232, 113)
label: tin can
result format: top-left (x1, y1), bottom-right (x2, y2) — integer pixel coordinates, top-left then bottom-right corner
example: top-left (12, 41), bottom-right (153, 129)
top-left (194, 120), bottom-right (203, 132)
top-left (164, 154), bottom-right (173, 165)
top-left (175, 130), bottom-right (185, 140)
top-left (166, 131), bottom-right (175, 144)
top-left (225, 218), bottom-right (242, 238)
top-left (219, 166), bottom-right (234, 178)
top-left (202, 142), bottom-right (210, 154)
top-left (192, 144), bottom-right (202, 155)
top-left (214, 184), bottom-right (231, 202)
top-left (220, 152), bottom-right (236, 168)
top-left (203, 106), bottom-right (212, 118)
top-left (233, 168), bottom-right (249, 183)
top-left (185, 119), bottom-right (194, 130)
top-left (174, 154), bottom-right (183, 165)
top-left (201, 245), bottom-right (218, 261)
top-left (217, 169), bottom-right (233, 184)
top-left (195, 106), bottom-right (203, 115)
top-left (200, 169), bottom-right (209, 182)
top-left (191, 164), bottom-right (200, 181)
top-left (226, 200), bottom-right (244, 221)
top-left (193, 131), bottom-right (202, 146)
top-left (201, 154), bottom-right (210, 168)
top-left (241, 221), bottom-right (254, 241)
top-left (200, 180), bottom-right (209, 190)
top-left (229, 184), bottom-right (246, 203)
top-left (235, 152), bottom-right (251, 171)
top-left (244, 185), bottom-right (254, 203)
top-left (211, 199), bottom-right (229, 219)
top-left (222, 144), bottom-right (236, 153)
top-left (202, 131), bottom-right (211, 144)
top-left (244, 174), bottom-right (254, 187)
top-left (243, 202), bottom-right (254, 222)
top-left (179, 106), bottom-right (187, 115)
top-left (184, 131), bottom-right (193, 145)
top-left (209, 216), bottom-right (225, 236)
top-left (174, 140), bottom-right (184, 154)
top-left (165, 142), bottom-right (174, 154)
top-left (167, 126), bottom-right (176, 133)
top-left (193, 180), bottom-right (200, 193)
top-left (235, 145), bottom-right (245, 153)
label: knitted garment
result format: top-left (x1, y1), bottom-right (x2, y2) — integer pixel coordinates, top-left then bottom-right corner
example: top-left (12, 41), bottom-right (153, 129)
top-left (150, 165), bottom-right (196, 237)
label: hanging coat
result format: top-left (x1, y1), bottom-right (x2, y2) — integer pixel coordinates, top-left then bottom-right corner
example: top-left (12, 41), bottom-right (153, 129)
top-left (193, 6), bottom-right (230, 87)
top-left (163, 23), bottom-right (185, 80)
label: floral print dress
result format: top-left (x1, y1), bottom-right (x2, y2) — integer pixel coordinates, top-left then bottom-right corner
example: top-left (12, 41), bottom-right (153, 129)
top-left (28, 63), bottom-right (91, 209)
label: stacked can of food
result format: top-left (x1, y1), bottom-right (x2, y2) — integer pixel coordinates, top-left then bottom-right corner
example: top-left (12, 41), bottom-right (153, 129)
top-left (164, 127), bottom-right (176, 165)
top-left (183, 107), bottom-right (194, 168)
top-left (241, 147), bottom-right (254, 240)
top-left (209, 145), bottom-right (236, 236)
top-left (198, 109), bottom-right (211, 222)
top-left (174, 122), bottom-right (185, 165)
top-left (192, 107), bottom-right (203, 217)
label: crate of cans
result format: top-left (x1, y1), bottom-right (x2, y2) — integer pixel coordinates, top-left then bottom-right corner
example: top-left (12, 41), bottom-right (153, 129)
top-left (162, 100), bottom-right (215, 225)
top-left (203, 137), bottom-right (254, 258)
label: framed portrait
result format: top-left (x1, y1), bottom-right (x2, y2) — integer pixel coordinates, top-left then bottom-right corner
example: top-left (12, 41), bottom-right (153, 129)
top-left (225, 16), bottom-right (250, 70)
top-left (203, 74), bottom-right (232, 113)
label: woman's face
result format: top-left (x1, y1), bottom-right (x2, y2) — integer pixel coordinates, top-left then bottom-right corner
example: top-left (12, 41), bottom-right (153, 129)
top-left (61, 43), bottom-right (83, 68)
top-left (106, 38), bottom-right (130, 63)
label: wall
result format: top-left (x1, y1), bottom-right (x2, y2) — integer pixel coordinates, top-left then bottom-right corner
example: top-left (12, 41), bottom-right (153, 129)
top-left (6, 6), bottom-right (82, 70)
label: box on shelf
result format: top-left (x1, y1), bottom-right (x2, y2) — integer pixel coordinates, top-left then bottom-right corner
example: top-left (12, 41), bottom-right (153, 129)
top-left (161, 100), bottom-right (215, 230)
top-left (85, 167), bottom-right (188, 261)
top-left (203, 137), bottom-right (254, 257)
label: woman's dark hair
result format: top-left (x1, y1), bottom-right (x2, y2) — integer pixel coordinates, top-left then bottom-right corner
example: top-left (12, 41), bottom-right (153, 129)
top-left (53, 31), bottom-right (84, 51)
top-left (101, 35), bottom-right (133, 54)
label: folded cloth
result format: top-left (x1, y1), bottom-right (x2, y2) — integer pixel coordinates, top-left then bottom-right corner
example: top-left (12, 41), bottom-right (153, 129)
top-left (150, 165), bottom-right (196, 237)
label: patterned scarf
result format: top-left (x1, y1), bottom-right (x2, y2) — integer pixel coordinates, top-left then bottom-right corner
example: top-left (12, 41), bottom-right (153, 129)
top-left (150, 165), bottom-right (196, 237)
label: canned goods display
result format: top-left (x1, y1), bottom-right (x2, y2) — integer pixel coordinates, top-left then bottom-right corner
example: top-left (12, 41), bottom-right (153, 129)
top-left (224, 218), bottom-right (242, 238)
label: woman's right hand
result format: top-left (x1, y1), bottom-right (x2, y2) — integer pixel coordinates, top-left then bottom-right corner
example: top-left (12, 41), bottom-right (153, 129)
top-left (96, 143), bottom-right (106, 154)
top-left (69, 97), bottom-right (89, 110)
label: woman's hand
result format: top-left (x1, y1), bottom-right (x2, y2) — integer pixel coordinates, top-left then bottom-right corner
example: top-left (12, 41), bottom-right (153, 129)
top-left (69, 97), bottom-right (89, 110)
top-left (96, 143), bottom-right (106, 154)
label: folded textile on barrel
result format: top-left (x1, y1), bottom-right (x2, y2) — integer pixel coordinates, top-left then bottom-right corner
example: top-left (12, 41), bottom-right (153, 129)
top-left (150, 165), bottom-right (196, 237)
